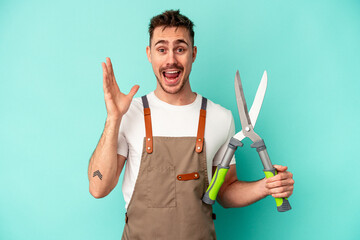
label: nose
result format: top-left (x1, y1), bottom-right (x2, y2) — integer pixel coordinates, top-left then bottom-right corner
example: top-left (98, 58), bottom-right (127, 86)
top-left (166, 50), bottom-right (178, 65)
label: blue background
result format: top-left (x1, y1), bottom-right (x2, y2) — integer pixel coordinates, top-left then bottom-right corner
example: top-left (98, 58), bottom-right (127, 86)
top-left (1, 0), bottom-right (359, 239)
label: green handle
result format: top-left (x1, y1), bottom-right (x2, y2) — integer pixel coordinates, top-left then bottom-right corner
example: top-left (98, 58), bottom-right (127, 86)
top-left (252, 139), bottom-right (292, 212)
top-left (202, 165), bottom-right (229, 205)
top-left (202, 137), bottom-right (242, 205)
top-left (264, 169), bottom-right (292, 212)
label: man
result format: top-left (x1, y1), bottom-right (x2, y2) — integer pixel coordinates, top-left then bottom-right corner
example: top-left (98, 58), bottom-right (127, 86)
top-left (88, 10), bottom-right (294, 239)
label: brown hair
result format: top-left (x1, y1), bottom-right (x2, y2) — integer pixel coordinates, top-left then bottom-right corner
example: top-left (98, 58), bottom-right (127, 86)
top-left (148, 10), bottom-right (195, 46)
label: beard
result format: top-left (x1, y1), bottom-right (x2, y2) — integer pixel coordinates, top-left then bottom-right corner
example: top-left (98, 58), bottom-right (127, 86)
top-left (155, 63), bottom-right (189, 94)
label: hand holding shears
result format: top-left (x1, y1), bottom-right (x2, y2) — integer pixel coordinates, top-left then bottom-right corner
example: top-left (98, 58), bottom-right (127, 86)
top-left (203, 70), bottom-right (292, 212)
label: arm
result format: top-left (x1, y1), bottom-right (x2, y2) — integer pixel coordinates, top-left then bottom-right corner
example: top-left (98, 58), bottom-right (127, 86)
top-left (88, 57), bottom-right (139, 199)
top-left (215, 164), bottom-right (294, 208)
top-left (88, 119), bottom-right (125, 198)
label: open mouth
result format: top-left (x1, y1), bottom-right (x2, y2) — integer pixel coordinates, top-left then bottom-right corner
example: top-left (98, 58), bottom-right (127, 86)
top-left (162, 70), bottom-right (181, 85)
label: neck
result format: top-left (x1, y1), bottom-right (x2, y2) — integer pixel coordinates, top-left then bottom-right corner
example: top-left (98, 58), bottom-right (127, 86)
top-left (154, 82), bottom-right (196, 105)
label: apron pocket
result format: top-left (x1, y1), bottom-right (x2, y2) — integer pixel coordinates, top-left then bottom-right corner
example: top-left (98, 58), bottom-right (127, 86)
top-left (146, 166), bottom-right (176, 208)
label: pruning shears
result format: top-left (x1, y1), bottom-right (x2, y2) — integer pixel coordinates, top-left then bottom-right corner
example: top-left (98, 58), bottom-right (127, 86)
top-left (202, 70), bottom-right (291, 212)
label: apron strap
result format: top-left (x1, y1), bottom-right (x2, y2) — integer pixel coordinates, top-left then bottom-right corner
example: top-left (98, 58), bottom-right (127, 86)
top-left (142, 95), bottom-right (207, 154)
top-left (196, 97), bottom-right (207, 153)
top-left (142, 95), bottom-right (153, 154)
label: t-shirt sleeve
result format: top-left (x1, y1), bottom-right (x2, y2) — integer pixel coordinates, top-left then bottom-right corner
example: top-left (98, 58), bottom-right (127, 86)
top-left (117, 123), bottom-right (129, 158)
top-left (212, 111), bottom-right (236, 166)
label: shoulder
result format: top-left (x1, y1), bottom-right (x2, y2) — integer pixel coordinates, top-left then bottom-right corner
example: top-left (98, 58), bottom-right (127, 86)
top-left (205, 98), bottom-right (233, 124)
top-left (126, 96), bottom-right (143, 115)
top-left (120, 96), bottom-right (144, 125)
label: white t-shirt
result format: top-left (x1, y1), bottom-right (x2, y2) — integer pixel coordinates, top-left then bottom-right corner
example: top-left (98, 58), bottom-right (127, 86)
top-left (117, 91), bottom-right (236, 209)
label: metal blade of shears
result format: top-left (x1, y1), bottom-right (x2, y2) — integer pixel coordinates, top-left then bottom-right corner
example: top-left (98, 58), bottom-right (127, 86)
top-left (235, 70), bottom-right (251, 128)
top-left (233, 70), bottom-right (267, 141)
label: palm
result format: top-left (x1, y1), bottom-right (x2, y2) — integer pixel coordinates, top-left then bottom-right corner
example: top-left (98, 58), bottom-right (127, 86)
top-left (102, 57), bottom-right (139, 119)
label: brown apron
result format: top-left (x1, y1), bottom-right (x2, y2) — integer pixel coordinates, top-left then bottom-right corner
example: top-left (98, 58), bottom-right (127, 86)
top-left (121, 95), bottom-right (216, 240)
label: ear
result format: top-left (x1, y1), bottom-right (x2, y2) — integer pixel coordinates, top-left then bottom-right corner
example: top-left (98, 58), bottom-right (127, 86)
top-left (192, 46), bottom-right (197, 63)
top-left (146, 46), bottom-right (151, 63)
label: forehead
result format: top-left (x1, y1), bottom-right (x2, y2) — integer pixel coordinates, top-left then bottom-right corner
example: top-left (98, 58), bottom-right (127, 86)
top-left (151, 26), bottom-right (191, 45)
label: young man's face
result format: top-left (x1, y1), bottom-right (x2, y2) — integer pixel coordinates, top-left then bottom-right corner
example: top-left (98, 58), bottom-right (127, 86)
top-left (146, 26), bottom-right (197, 95)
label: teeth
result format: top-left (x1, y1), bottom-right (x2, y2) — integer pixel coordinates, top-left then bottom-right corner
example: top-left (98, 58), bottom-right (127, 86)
top-left (166, 71), bottom-right (179, 74)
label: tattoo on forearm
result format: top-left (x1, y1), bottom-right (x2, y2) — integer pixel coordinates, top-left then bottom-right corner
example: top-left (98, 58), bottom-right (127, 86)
top-left (93, 170), bottom-right (103, 180)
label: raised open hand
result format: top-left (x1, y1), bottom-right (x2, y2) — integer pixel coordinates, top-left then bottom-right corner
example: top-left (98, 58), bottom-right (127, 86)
top-left (102, 57), bottom-right (139, 120)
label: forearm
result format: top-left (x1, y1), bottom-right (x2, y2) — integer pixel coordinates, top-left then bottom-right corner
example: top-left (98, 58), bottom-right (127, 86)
top-left (88, 117), bottom-right (121, 198)
top-left (217, 178), bottom-right (268, 208)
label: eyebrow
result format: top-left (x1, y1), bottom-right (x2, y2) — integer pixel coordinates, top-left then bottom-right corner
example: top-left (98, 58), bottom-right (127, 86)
top-left (154, 39), bottom-right (189, 47)
top-left (154, 40), bottom-right (167, 46)
top-left (175, 39), bottom-right (189, 46)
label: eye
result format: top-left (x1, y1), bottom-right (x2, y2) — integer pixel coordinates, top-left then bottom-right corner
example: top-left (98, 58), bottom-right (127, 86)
top-left (158, 48), bottom-right (165, 53)
top-left (177, 48), bottom-right (184, 53)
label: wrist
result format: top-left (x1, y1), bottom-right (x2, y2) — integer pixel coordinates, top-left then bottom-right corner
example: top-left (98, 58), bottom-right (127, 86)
top-left (104, 116), bottom-right (122, 133)
top-left (106, 115), bottom-right (122, 125)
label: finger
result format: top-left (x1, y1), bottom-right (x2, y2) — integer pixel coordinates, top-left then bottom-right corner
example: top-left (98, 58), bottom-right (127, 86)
top-left (273, 165), bottom-right (287, 172)
top-left (266, 178), bottom-right (295, 188)
top-left (102, 61), bottom-right (108, 75)
top-left (106, 57), bottom-right (115, 83)
top-left (268, 185), bottom-right (294, 195)
top-left (102, 62), bottom-right (114, 96)
top-left (272, 191), bottom-right (292, 198)
top-left (127, 85), bottom-right (140, 99)
top-left (266, 171), bottom-right (293, 183)
top-left (102, 62), bottom-right (109, 87)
